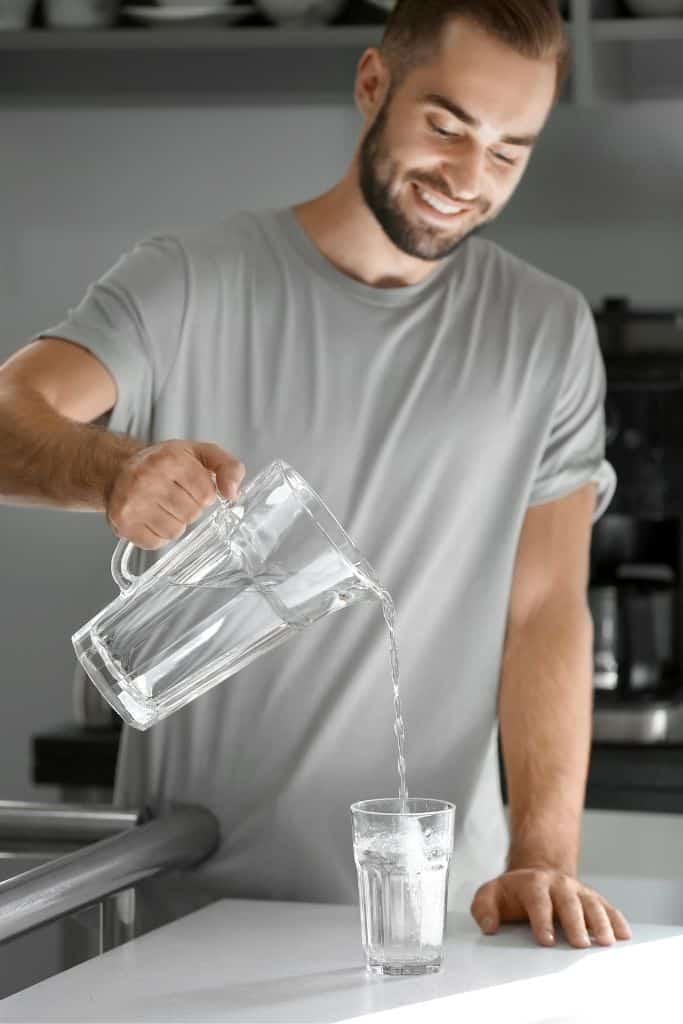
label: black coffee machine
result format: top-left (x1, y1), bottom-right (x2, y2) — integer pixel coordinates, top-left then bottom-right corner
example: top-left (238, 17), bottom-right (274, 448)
top-left (590, 298), bottom-right (683, 744)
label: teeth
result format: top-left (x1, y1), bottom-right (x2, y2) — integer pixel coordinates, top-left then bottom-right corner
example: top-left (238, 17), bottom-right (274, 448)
top-left (418, 187), bottom-right (462, 216)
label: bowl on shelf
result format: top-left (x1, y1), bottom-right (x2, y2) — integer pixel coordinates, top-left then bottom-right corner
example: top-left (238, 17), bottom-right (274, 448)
top-left (255, 0), bottom-right (348, 25)
top-left (155, 0), bottom-right (232, 6)
top-left (0, 0), bottom-right (35, 29)
top-left (623, 0), bottom-right (683, 14)
top-left (43, 0), bottom-right (118, 28)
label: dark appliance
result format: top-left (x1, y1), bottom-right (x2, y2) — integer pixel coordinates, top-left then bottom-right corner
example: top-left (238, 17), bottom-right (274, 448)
top-left (590, 298), bottom-right (683, 744)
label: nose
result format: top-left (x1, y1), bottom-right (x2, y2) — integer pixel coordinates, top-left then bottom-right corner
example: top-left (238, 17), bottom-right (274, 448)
top-left (444, 142), bottom-right (486, 204)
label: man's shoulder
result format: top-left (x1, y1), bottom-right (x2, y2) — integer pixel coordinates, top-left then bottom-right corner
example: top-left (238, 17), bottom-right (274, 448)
top-left (466, 235), bottom-right (589, 325)
top-left (143, 208), bottom-right (272, 263)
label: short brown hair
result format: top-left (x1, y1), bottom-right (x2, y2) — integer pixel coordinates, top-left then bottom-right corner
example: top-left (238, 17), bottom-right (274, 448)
top-left (381, 0), bottom-right (571, 102)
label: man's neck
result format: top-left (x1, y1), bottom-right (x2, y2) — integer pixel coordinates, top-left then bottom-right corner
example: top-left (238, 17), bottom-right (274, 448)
top-left (292, 169), bottom-right (442, 290)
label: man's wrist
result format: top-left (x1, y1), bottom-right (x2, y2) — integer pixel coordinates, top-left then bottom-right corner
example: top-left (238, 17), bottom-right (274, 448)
top-left (506, 811), bottom-right (581, 876)
top-left (88, 426), bottom-right (142, 511)
top-left (506, 849), bottom-right (578, 876)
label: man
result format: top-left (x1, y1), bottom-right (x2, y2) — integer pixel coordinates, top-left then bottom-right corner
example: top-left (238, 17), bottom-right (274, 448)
top-left (0, 0), bottom-right (631, 949)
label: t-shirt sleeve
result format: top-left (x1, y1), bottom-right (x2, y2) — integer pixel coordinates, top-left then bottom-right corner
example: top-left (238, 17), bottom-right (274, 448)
top-left (528, 297), bottom-right (616, 522)
top-left (33, 234), bottom-right (188, 439)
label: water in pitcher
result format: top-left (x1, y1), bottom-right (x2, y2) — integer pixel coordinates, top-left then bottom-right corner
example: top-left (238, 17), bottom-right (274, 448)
top-left (86, 565), bottom-right (364, 728)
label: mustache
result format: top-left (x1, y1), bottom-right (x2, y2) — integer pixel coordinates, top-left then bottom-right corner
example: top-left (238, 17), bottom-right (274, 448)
top-left (412, 176), bottom-right (491, 216)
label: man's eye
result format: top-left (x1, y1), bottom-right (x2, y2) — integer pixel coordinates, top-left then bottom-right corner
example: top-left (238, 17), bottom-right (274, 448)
top-left (428, 118), bottom-right (459, 139)
top-left (492, 151), bottom-right (516, 166)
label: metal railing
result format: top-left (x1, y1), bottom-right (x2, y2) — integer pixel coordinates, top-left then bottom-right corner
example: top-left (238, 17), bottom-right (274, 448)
top-left (0, 800), bottom-right (219, 946)
top-left (0, 800), bottom-right (142, 855)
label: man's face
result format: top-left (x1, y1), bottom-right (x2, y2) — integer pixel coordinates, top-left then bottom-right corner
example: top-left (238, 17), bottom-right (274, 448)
top-left (358, 18), bottom-right (557, 262)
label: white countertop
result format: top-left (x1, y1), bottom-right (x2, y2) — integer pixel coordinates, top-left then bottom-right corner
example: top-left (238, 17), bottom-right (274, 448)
top-left (2, 895), bottom-right (683, 1023)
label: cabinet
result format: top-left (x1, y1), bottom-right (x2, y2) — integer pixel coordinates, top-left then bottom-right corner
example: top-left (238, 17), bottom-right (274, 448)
top-left (570, 0), bottom-right (683, 104)
top-left (0, 1), bottom-right (681, 103)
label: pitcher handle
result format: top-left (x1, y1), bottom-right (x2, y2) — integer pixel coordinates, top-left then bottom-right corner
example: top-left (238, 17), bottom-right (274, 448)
top-left (110, 485), bottom-right (238, 593)
top-left (111, 539), bottom-right (138, 592)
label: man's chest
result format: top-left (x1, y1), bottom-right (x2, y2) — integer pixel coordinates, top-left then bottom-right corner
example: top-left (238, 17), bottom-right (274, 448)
top-left (159, 282), bottom-right (551, 520)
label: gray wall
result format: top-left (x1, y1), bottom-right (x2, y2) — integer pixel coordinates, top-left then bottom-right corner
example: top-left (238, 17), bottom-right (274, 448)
top-left (2, 94), bottom-right (683, 805)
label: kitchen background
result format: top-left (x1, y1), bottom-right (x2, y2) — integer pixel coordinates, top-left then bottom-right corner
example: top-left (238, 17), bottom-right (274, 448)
top-left (1, 0), bottom-right (683, 996)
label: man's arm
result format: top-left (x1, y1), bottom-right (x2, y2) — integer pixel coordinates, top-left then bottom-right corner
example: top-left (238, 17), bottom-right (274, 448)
top-left (0, 337), bottom-right (245, 548)
top-left (502, 483), bottom-right (594, 880)
top-left (470, 483), bottom-right (631, 948)
top-left (0, 337), bottom-right (138, 511)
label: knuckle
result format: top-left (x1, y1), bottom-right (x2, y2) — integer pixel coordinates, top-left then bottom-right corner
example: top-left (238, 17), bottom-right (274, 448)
top-left (552, 874), bottom-right (576, 896)
top-left (117, 504), bottom-right (145, 536)
top-left (117, 495), bottom-right (136, 519)
top-left (160, 451), bottom-right (182, 474)
top-left (128, 464), bottom-right (153, 493)
top-left (145, 442), bottom-right (176, 468)
top-left (161, 438), bottom-right (183, 453)
top-left (191, 483), bottom-right (211, 507)
top-left (520, 868), bottom-right (549, 890)
top-left (198, 441), bottom-right (220, 461)
top-left (527, 873), bottom-right (551, 893)
top-left (197, 481), bottom-right (216, 506)
top-left (146, 536), bottom-right (166, 551)
top-left (581, 891), bottom-right (602, 910)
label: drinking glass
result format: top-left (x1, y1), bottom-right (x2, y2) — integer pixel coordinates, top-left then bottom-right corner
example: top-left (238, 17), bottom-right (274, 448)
top-left (351, 798), bottom-right (455, 976)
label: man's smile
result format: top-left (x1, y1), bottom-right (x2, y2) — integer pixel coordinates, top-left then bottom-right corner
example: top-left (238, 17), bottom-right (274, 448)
top-left (411, 182), bottom-right (472, 222)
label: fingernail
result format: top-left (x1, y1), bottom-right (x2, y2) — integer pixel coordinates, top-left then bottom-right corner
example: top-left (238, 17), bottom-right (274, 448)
top-left (481, 916), bottom-right (495, 933)
top-left (580, 932), bottom-right (591, 947)
top-left (543, 930), bottom-right (555, 945)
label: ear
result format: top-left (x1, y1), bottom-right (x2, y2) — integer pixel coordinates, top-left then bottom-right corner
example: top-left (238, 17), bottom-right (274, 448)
top-left (354, 47), bottom-right (390, 122)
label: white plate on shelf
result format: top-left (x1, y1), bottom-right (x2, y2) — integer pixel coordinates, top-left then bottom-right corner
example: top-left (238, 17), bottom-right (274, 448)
top-left (121, 4), bottom-right (256, 26)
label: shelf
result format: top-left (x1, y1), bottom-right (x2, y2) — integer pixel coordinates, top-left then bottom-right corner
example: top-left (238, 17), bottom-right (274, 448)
top-left (0, 26), bottom-right (382, 51)
top-left (592, 18), bottom-right (683, 42)
top-left (1, 8), bottom-right (683, 104)
top-left (0, 25), bottom-right (385, 103)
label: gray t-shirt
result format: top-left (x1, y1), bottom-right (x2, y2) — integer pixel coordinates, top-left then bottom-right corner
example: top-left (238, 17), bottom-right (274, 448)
top-left (38, 207), bottom-right (615, 931)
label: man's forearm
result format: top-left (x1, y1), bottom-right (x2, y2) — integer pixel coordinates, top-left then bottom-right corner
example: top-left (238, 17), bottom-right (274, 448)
top-left (499, 596), bottom-right (593, 877)
top-left (0, 381), bottom-right (142, 511)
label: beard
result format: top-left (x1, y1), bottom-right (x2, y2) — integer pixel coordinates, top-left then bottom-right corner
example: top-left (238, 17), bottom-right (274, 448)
top-left (358, 93), bottom-right (491, 263)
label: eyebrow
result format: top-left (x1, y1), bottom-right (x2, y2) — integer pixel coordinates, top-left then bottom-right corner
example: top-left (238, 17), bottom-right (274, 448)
top-left (419, 92), bottom-right (539, 147)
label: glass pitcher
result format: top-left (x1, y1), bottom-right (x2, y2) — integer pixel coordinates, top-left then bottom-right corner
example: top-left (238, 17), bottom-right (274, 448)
top-left (72, 460), bottom-right (381, 730)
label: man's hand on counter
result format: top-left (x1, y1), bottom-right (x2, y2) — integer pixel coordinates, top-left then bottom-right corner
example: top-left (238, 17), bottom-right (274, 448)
top-left (470, 868), bottom-right (633, 949)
